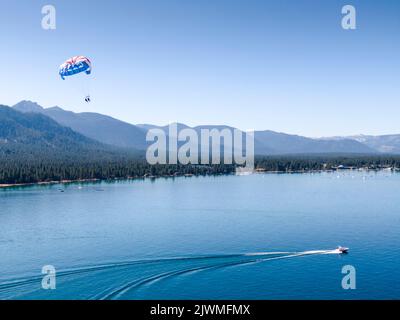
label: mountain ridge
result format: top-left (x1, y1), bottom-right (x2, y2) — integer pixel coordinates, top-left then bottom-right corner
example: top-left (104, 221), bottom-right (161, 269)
top-left (11, 100), bottom-right (399, 155)
top-left (13, 100), bottom-right (148, 150)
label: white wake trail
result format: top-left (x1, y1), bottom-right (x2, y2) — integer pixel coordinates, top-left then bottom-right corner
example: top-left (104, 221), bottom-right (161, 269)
top-left (245, 249), bottom-right (341, 257)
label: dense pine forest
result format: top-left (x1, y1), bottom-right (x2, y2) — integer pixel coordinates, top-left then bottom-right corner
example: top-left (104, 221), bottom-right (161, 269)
top-left (254, 154), bottom-right (400, 172)
top-left (0, 150), bottom-right (236, 184)
top-left (2, 152), bottom-right (400, 185)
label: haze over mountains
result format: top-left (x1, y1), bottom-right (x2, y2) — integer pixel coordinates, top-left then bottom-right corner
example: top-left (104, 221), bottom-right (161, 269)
top-left (0, 104), bottom-right (143, 167)
top-left (8, 100), bottom-right (400, 155)
top-left (13, 101), bottom-right (148, 150)
top-left (345, 135), bottom-right (400, 154)
top-left (0, 105), bottom-right (101, 150)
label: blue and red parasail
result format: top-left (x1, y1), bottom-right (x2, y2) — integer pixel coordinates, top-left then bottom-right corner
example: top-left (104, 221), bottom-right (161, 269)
top-left (59, 56), bottom-right (92, 80)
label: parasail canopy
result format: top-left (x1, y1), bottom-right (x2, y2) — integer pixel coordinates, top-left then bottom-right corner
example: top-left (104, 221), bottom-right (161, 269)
top-left (59, 56), bottom-right (91, 80)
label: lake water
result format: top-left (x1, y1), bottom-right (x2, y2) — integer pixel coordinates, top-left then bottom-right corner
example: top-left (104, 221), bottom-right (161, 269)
top-left (0, 172), bottom-right (399, 299)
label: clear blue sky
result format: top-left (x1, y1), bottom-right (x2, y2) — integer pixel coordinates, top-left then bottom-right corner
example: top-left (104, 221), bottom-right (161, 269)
top-left (0, 0), bottom-right (399, 136)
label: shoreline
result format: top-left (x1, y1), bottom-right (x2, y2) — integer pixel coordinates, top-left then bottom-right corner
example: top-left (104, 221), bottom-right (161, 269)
top-left (0, 178), bottom-right (101, 189)
top-left (1, 168), bottom-right (398, 189)
top-left (0, 173), bottom-right (217, 189)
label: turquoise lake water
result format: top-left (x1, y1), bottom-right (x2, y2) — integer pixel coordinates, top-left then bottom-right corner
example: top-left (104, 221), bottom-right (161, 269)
top-left (0, 172), bottom-right (399, 299)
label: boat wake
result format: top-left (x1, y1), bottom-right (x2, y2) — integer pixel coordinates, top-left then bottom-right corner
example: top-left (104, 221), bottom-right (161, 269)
top-left (0, 249), bottom-right (343, 300)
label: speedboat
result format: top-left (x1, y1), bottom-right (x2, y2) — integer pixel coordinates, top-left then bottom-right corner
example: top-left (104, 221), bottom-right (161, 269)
top-left (337, 246), bottom-right (349, 254)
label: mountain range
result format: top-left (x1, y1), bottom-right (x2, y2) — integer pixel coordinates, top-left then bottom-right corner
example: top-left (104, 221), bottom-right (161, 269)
top-left (0, 104), bottom-right (140, 164)
top-left (0, 105), bottom-right (100, 151)
top-left (7, 100), bottom-right (400, 155)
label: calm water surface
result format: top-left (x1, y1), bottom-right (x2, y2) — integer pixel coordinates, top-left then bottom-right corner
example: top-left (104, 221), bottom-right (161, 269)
top-left (0, 172), bottom-right (399, 299)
